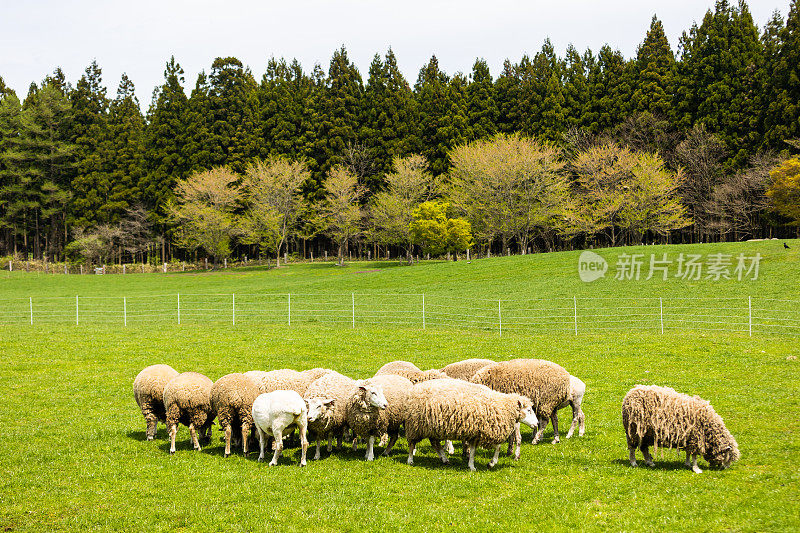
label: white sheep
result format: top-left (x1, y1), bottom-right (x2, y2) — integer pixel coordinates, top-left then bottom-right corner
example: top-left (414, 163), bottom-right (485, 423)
top-left (344, 379), bottom-right (389, 461)
top-left (556, 375), bottom-right (586, 439)
top-left (251, 390), bottom-right (334, 466)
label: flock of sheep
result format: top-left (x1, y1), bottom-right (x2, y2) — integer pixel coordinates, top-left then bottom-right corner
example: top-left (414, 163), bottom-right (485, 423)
top-left (133, 357), bottom-right (739, 473)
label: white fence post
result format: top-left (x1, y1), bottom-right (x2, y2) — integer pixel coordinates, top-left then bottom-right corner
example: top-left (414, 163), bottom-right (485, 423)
top-left (749, 296), bottom-right (752, 337)
top-left (177, 294), bottom-right (181, 325)
top-left (660, 297), bottom-right (664, 334)
top-left (232, 293), bottom-right (236, 325)
top-left (124, 297), bottom-right (127, 326)
top-left (288, 293), bottom-right (291, 326)
top-left (498, 299), bottom-right (502, 336)
top-left (573, 297), bottom-right (578, 336)
top-left (352, 293), bottom-right (355, 329)
top-left (76, 295), bottom-right (79, 325)
top-left (29, 297), bottom-right (32, 325)
top-left (422, 294), bottom-right (425, 330)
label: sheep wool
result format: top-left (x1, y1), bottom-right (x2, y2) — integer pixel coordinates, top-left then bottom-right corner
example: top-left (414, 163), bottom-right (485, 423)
top-left (210, 373), bottom-right (260, 457)
top-left (164, 371), bottom-right (215, 454)
top-left (440, 358), bottom-right (496, 381)
top-left (303, 371), bottom-right (356, 458)
top-left (471, 358), bottom-right (570, 444)
top-left (245, 368), bottom-right (334, 396)
top-left (133, 364), bottom-right (179, 440)
top-left (622, 385), bottom-right (740, 473)
top-left (374, 360), bottom-right (448, 384)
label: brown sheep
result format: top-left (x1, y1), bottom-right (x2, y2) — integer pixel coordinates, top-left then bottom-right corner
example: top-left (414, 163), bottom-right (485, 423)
top-left (164, 372), bottom-right (215, 454)
top-left (374, 360), bottom-right (448, 384)
top-left (133, 364), bottom-right (179, 440)
top-left (210, 373), bottom-right (260, 457)
top-left (440, 358), bottom-right (496, 381)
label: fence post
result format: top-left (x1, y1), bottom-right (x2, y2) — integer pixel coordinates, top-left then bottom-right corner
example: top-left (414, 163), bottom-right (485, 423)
top-left (177, 294), bottom-right (181, 325)
top-left (573, 296), bottom-right (578, 336)
top-left (124, 297), bottom-right (127, 327)
top-left (29, 297), bottom-right (33, 325)
top-left (748, 296), bottom-right (752, 337)
top-left (76, 295), bottom-right (79, 325)
top-left (498, 299), bottom-right (502, 336)
top-left (288, 293), bottom-right (291, 326)
top-left (660, 297), bottom-right (664, 334)
top-left (232, 293), bottom-right (236, 325)
top-left (422, 294), bottom-right (425, 329)
top-left (352, 293), bottom-right (355, 328)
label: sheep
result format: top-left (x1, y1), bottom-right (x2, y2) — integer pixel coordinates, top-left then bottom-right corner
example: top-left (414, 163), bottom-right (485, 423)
top-left (251, 390), bottom-right (335, 466)
top-left (163, 371), bottom-right (215, 454)
top-left (210, 373), bottom-right (260, 457)
top-left (402, 378), bottom-right (538, 471)
top-left (374, 360), bottom-right (448, 384)
top-left (470, 358), bottom-right (570, 444)
top-left (556, 375), bottom-right (586, 439)
top-left (345, 377), bottom-right (410, 460)
top-left (440, 358), bottom-right (496, 381)
top-left (303, 371), bottom-right (356, 459)
top-left (622, 384), bottom-right (740, 474)
top-left (245, 367), bottom-right (334, 396)
top-left (133, 364), bottom-right (179, 440)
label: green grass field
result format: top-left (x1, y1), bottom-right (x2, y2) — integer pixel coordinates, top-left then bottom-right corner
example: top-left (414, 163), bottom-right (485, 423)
top-left (1, 241), bottom-right (799, 531)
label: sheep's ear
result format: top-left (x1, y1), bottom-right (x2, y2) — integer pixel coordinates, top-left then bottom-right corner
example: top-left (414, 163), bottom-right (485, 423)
top-left (324, 397), bottom-right (335, 406)
top-left (358, 384), bottom-right (368, 391)
top-left (517, 398), bottom-right (524, 410)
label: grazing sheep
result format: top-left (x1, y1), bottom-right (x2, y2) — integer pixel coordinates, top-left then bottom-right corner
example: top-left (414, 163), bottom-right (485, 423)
top-left (252, 390), bottom-right (334, 466)
top-left (164, 372), bottom-right (215, 454)
top-left (622, 384), bottom-right (740, 474)
top-left (440, 358), bottom-right (496, 381)
top-left (471, 359), bottom-right (570, 444)
top-left (556, 375), bottom-right (586, 439)
top-left (303, 371), bottom-right (356, 459)
top-left (374, 360), bottom-right (448, 384)
top-left (133, 364), bottom-right (179, 440)
top-left (344, 379), bottom-right (396, 460)
top-left (245, 368), bottom-right (334, 396)
top-left (210, 373), bottom-right (260, 457)
top-left (403, 379), bottom-right (538, 471)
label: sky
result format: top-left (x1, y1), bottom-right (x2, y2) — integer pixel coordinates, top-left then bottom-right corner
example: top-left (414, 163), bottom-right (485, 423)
top-left (0, 0), bottom-right (791, 107)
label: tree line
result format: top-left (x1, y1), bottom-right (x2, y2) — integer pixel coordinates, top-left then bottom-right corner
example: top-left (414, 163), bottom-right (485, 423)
top-left (1, 0), bottom-right (799, 265)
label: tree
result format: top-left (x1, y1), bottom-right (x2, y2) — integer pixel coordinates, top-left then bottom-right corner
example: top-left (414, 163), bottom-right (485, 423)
top-left (466, 59), bottom-right (497, 141)
top-left (763, 1), bottom-right (800, 147)
top-left (448, 134), bottom-right (569, 253)
top-left (709, 152), bottom-right (778, 237)
top-left (585, 46), bottom-right (632, 134)
top-left (168, 166), bottom-right (241, 262)
top-left (408, 201), bottom-right (473, 258)
top-left (368, 154), bottom-right (438, 262)
top-left (563, 45), bottom-right (591, 128)
top-left (566, 143), bottom-right (691, 245)
top-left (318, 166), bottom-right (365, 265)
top-left (766, 156), bottom-right (800, 226)
top-left (632, 16), bottom-right (675, 118)
top-left (239, 157), bottom-right (309, 265)
top-left (184, 72), bottom-right (214, 173)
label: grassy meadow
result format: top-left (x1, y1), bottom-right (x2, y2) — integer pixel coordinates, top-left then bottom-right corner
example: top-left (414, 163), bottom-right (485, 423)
top-left (1, 240), bottom-right (799, 531)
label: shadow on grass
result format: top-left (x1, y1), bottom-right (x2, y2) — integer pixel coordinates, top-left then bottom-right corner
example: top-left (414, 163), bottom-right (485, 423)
top-left (611, 457), bottom-right (700, 472)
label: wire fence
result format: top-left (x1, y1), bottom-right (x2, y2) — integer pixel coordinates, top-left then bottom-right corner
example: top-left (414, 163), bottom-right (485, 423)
top-left (1, 292), bottom-right (798, 337)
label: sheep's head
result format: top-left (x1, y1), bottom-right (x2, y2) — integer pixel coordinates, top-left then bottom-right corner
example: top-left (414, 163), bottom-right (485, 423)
top-left (358, 382), bottom-right (388, 410)
top-left (702, 411), bottom-right (741, 469)
top-left (306, 397), bottom-right (335, 422)
top-left (513, 395), bottom-right (538, 429)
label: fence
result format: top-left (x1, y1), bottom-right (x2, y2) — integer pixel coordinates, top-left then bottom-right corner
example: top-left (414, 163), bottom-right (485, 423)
top-left (0, 293), bottom-right (798, 336)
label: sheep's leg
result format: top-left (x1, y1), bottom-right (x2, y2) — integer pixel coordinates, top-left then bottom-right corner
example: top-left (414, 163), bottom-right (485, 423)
top-left (365, 436), bottom-right (375, 461)
top-left (578, 409), bottom-right (585, 437)
top-left (551, 410), bottom-right (560, 444)
top-left (256, 426), bottom-right (266, 462)
top-left (489, 444), bottom-right (501, 468)
top-left (688, 452), bottom-right (702, 474)
top-left (223, 425), bottom-right (232, 458)
top-left (327, 433), bottom-right (333, 452)
top-left (514, 423), bottom-right (522, 460)
top-left (445, 440), bottom-right (455, 455)
top-left (351, 437), bottom-right (358, 452)
top-left (566, 403), bottom-right (578, 439)
top-left (628, 444), bottom-right (638, 467)
top-left (431, 439), bottom-right (449, 464)
top-left (169, 423), bottom-right (177, 455)
top-left (241, 422), bottom-right (250, 456)
top-left (466, 441), bottom-right (477, 472)
top-left (379, 433), bottom-right (388, 447)
top-left (383, 433), bottom-right (399, 456)
top-left (407, 441), bottom-right (416, 465)
top-left (533, 416), bottom-right (548, 444)
top-left (336, 432), bottom-right (343, 450)
top-left (270, 427), bottom-right (283, 466)
top-left (299, 420), bottom-right (309, 467)
top-left (144, 409), bottom-right (158, 441)
top-left (641, 444), bottom-right (655, 467)
top-left (189, 423), bottom-right (201, 451)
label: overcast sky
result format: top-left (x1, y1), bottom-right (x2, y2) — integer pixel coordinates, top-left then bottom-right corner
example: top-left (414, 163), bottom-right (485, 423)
top-left (0, 1), bottom-right (790, 107)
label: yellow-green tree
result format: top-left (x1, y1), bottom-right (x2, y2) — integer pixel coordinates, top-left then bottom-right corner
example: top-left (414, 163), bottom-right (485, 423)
top-left (766, 157), bottom-right (800, 226)
top-left (318, 166), bottom-right (365, 265)
top-left (409, 201), bottom-right (472, 258)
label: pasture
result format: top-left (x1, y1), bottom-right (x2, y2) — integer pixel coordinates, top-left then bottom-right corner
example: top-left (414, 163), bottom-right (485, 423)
top-left (1, 241), bottom-right (799, 531)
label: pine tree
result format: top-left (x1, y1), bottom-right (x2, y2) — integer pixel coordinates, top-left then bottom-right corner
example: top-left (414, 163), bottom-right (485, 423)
top-left (466, 58), bottom-right (497, 141)
top-left (143, 57), bottom-right (190, 228)
top-left (494, 59), bottom-right (522, 134)
top-left (533, 40), bottom-right (567, 140)
top-left (0, 90), bottom-right (25, 254)
top-left (105, 74), bottom-right (145, 223)
top-left (206, 57), bottom-right (261, 173)
top-left (563, 45), bottom-right (591, 128)
top-left (633, 16), bottom-right (676, 118)
top-left (586, 46), bottom-right (632, 133)
top-left (184, 71), bottom-right (214, 174)
top-left (69, 60), bottom-right (111, 227)
top-left (765, 1), bottom-right (800, 146)
top-left (259, 58), bottom-right (315, 163)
